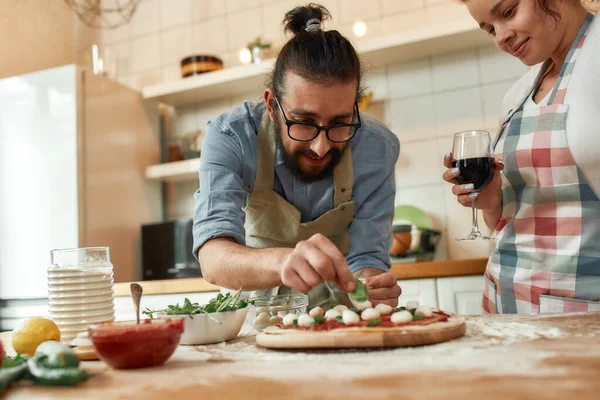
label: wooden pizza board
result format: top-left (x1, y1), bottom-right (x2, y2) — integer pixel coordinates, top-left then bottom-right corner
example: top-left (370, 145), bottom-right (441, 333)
top-left (255, 317), bottom-right (466, 349)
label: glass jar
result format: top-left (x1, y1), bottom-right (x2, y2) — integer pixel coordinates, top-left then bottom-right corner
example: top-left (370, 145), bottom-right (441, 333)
top-left (48, 247), bottom-right (115, 344)
top-left (249, 294), bottom-right (308, 332)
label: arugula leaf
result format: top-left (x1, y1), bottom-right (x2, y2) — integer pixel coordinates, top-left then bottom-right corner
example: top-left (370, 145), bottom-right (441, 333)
top-left (367, 318), bottom-right (381, 327)
top-left (349, 277), bottom-right (368, 302)
top-left (412, 314), bottom-right (424, 321)
top-left (142, 288), bottom-right (254, 319)
top-left (313, 316), bottom-right (326, 324)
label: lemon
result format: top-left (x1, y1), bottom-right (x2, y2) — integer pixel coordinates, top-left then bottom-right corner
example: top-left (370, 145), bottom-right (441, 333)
top-left (12, 317), bottom-right (61, 356)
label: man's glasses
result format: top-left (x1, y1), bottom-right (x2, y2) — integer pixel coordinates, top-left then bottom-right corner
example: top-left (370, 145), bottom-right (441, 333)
top-left (274, 95), bottom-right (361, 143)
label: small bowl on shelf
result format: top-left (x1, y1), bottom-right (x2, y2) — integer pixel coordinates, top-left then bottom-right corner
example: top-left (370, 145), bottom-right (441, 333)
top-left (180, 55), bottom-right (223, 78)
top-left (88, 318), bottom-right (184, 369)
top-left (249, 294), bottom-right (308, 331)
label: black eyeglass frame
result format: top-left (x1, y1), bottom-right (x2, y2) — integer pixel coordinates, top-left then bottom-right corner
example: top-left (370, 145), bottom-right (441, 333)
top-left (273, 95), bottom-right (362, 143)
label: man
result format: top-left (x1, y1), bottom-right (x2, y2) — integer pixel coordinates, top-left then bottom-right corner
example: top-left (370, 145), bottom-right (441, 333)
top-left (193, 4), bottom-right (401, 308)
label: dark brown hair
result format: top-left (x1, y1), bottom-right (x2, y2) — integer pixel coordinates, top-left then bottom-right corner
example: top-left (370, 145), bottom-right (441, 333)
top-left (268, 3), bottom-right (364, 99)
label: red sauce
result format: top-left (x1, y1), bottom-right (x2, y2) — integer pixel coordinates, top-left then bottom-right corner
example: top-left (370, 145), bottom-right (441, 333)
top-left (281, 311), bottom-right (449, 331)
top-left (88, 318), bottom-right (184, 369)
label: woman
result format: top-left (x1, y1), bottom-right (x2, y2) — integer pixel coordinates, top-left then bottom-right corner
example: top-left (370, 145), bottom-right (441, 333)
top-left (443, 0), bottom-right (600, 313)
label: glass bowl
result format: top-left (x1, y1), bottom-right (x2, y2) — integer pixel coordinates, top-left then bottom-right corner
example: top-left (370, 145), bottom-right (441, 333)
top-left (249, 294), bottom-right (308, 331)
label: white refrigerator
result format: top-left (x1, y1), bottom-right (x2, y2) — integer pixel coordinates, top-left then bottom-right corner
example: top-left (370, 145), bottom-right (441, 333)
top-left (0, 64), bottom-right (162, 305)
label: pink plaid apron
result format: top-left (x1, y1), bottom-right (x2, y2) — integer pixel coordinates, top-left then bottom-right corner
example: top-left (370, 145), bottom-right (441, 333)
top-left (483, 13), bottom-right (600, 314)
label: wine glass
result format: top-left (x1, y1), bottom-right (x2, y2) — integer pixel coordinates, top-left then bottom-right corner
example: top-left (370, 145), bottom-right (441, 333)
top-left (452, 130), bottom-right (496, 241)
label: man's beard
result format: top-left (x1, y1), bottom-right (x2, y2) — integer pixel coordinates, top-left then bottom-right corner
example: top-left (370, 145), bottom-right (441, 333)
top-left (273, 114), bottom-right (345, 183)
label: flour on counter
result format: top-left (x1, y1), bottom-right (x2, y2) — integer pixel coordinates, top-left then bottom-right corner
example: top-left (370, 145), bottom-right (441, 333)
top-left (466, 319), bottom-right (567, 343)
top-left (178, 318), bottom-right (580, 380)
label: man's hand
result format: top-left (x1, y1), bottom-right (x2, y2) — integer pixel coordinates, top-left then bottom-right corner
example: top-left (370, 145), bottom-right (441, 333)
top-left (358, 269), bottom-right (402, 308)
top-left (280, 234), bottom-right (356, 294)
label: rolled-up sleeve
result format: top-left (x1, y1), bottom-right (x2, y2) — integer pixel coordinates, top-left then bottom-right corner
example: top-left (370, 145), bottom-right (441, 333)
top-left (346, 127), bottom-right (400, 274)
top-left (192, 118), bottom-right (249, 258)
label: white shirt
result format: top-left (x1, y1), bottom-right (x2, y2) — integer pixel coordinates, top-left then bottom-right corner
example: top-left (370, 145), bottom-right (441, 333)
top-left (499, 14), bottom-right (600, 195)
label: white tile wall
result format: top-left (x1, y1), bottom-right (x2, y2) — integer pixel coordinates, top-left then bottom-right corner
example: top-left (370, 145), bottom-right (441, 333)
top-left (161, 26), bottom-right (192, 67)
top-left (130, 0), bottom-right (160, 37)
top-left (431, 50), bottom-right (480, 92)
top-left (192, 15), bottom-right (229, 56)
top-left (381, 0), bottom-right (424, 15)
top-left (102, 0), bottom-right (529, 260)
top-left (191, 0), bottom-right (227, 21)
top-left (159, 0), bottom-right (192, 31)
top-left (387, 59), bottom-right (432, 99)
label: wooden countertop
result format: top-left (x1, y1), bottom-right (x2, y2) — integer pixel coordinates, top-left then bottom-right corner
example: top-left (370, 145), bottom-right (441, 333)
top-left (113, 258), bottom-right (488, 297)
top-left (2, 311), bottom-right (599, 399)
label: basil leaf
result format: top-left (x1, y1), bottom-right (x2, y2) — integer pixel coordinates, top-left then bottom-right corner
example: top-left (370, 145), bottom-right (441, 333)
top-left (292, 319), bottom-right (299, 327)
top-left (335, 316), bottom-right (343, 322)
top-left (350, 278), bottom-right (368, 302)
top-left (367, 318), bottom-right (381, 327)
top-left (314, 316), bottom-right (326, 324)
top-left (412, 314), bottom-right (423, 321)
top-left (2, 354), bottom-right (28, 369)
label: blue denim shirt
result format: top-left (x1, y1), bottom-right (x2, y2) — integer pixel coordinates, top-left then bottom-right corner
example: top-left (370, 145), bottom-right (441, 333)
top-left (193, 101), bottom-right (400, 273)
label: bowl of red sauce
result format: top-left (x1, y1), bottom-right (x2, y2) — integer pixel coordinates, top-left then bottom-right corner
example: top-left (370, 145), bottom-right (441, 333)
top-left (88, 318), bottom-right (184, 369)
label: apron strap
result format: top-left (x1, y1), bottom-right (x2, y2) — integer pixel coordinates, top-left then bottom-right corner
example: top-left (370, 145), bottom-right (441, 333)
top-left (548, 13), bottom-right (594, 105)
top-left (493, 60), bottom-right (552, 149)
top-left (255, 111), bottom-right (276, 190)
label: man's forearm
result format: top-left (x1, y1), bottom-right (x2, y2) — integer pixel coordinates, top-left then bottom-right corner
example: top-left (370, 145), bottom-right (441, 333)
top-left (197, 237), bottom-right (289, 291)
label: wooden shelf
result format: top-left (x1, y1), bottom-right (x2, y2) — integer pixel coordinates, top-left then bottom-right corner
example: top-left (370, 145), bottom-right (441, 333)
top-left (142, 60), bottom-right (275, 107)
top-left (145, 158), bottom-right (200, 182)
top-left (142, 21), bottom-right (489, 107)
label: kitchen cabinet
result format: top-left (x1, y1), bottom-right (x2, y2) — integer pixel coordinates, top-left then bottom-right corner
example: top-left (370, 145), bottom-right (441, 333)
top-left (436, 275), bottom-right (485, 315)
top-left (396, 278), bottom-right (438, 308)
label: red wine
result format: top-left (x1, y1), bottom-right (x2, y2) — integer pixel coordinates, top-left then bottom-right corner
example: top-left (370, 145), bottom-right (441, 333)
top-left (452, 157), bottom-right (495, 190)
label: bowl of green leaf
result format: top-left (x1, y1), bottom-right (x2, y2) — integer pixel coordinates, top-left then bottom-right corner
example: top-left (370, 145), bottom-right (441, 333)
top-left (143, 288), bottom-right (252, 345)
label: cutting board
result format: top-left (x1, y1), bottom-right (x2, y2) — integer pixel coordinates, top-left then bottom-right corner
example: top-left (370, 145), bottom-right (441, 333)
top-left (255, 317), bottom-right (466, 349)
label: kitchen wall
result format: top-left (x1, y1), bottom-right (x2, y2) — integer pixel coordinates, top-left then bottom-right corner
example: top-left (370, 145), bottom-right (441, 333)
top-left (101, 0), bottom-right (531, 260)
top-left (0, 0), bottom-right (99, 79)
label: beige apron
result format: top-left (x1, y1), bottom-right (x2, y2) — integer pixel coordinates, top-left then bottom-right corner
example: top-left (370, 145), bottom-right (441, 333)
top-left (244, 112), bottom-right (355, 308)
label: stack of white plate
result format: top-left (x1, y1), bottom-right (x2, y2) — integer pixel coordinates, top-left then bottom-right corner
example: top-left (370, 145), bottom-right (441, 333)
top-left (48, 266), bottom-right (115, 344)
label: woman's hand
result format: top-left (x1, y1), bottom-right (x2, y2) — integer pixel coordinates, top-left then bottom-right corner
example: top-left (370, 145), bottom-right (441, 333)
top-left (442, 152), bottom-right (504, 213)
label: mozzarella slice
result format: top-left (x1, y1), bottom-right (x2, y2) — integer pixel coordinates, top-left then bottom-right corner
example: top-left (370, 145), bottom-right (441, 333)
top-left (325, 309), bottom-right (341, 321)
top-left (391, 310), bottom-right (413, 324)
top-left (309, 306), bottom-right (325, 317)
top-left (374, 303), bottom-right (393, 315)
top-left (405, 300), bottom-right (419, 311)
top-left (353, 300), bottom-right (372, 311)
top-left (415, 305), bottom-right (433, 318)
top-left (342, 309), bottom-right (360, 325)
top-left (282, 313), bottom-right (298, 327)
top-left (333, 305), bottom-right (348, 313)
top-left (361, 307), bottom-right (381, 321)
top-left (297, 313), bottom-right (315, 327)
